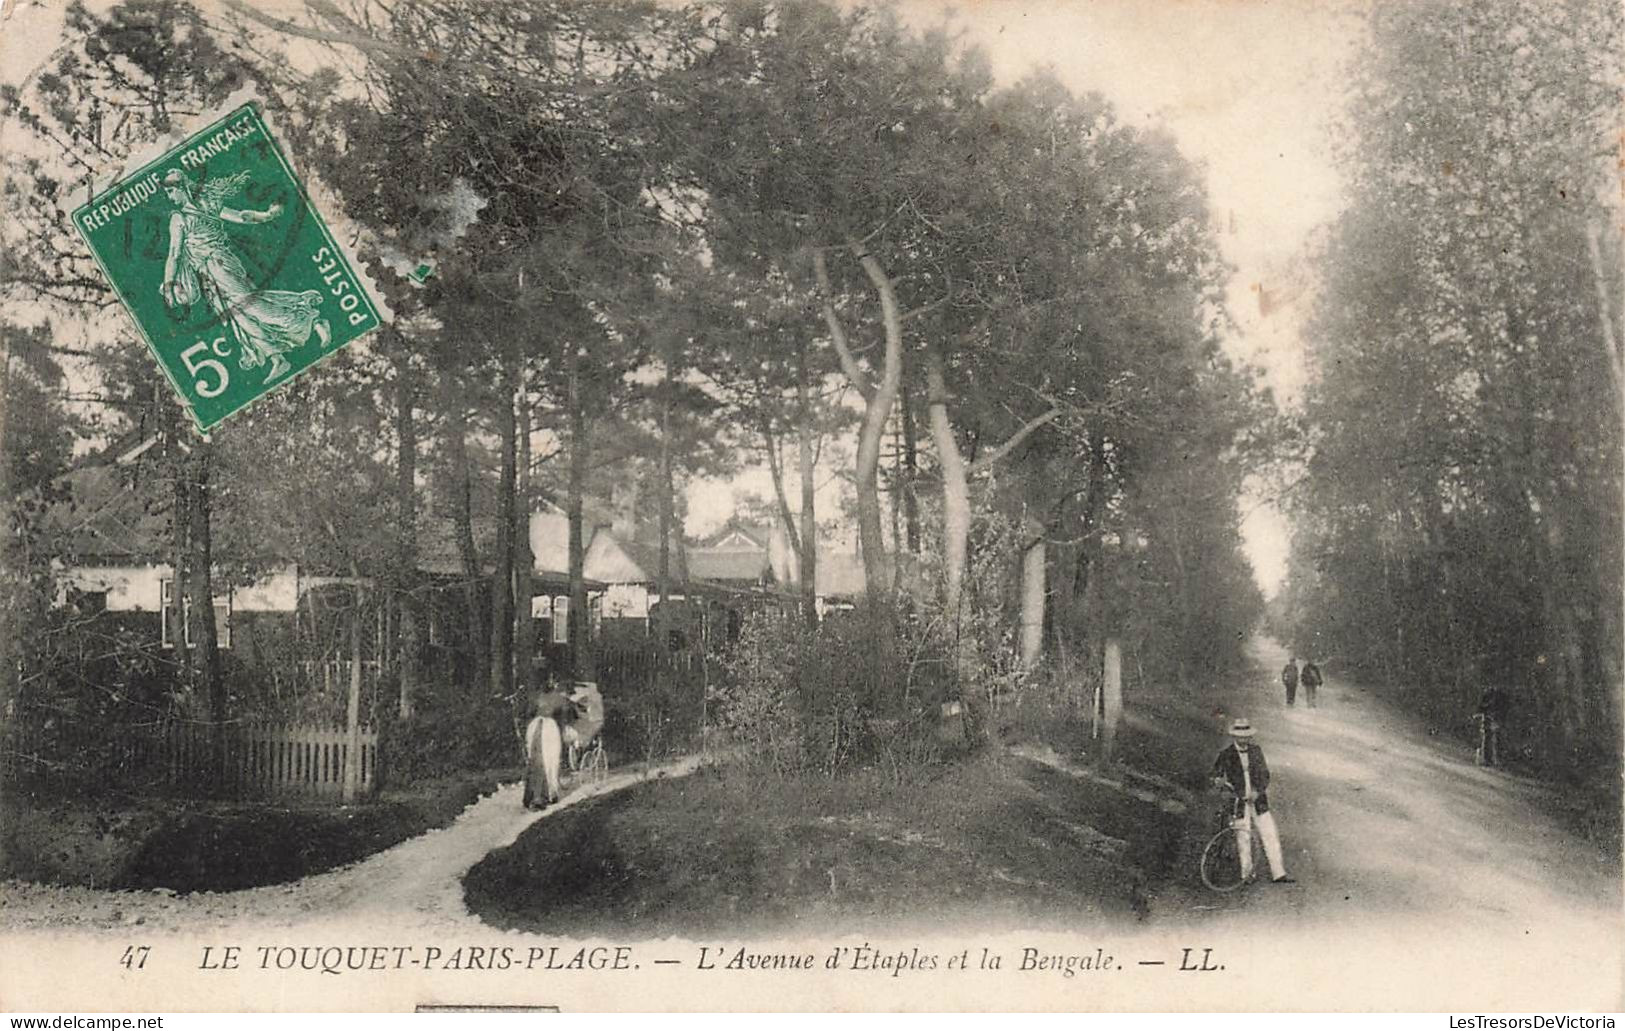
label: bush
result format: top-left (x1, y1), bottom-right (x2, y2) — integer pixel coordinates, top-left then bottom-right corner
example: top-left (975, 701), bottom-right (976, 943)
top-left (716, 605), bottom-right (951, 781)
top-left (608, 664), bottom-right (704, 766)
top-left (378, 690), bottom-right (520, 787)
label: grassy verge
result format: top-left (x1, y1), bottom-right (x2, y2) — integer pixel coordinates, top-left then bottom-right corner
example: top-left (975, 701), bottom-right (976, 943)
top-left (465, 751), bottom-right (1195, 937)
top-left (464, 659), bottom-right (1253, 937)
top-left (1, 770), bottom-right (511, 892)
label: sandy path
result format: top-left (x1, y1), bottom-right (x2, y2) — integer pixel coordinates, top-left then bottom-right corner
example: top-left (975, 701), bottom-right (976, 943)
top-left (0, 756), bottom-right (707, 936)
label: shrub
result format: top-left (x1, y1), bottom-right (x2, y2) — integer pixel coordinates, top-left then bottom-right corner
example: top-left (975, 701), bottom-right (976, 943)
top-left (716, 605), bottom-right (950, 780)
top-left (377, 690), bottom-right (520, 787)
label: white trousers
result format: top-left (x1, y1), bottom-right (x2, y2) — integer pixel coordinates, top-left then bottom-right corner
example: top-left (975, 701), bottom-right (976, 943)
top-left (1235, 805), bottom-right (1287, 881)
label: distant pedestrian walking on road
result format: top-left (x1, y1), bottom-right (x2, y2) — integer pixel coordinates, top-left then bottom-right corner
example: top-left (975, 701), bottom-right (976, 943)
top-left (1300, 661), bottom-right (1323, 708)
top-left (1475, 686), bottom-right (1510, 767)
top-left (1281, 658), bottom-right (1299, 706)
top-left (1212, 718), bottom-right (1295, 884)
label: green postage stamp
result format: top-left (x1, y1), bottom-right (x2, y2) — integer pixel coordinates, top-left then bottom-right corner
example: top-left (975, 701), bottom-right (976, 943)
top-left (73, 102), bottom-right (384, 430)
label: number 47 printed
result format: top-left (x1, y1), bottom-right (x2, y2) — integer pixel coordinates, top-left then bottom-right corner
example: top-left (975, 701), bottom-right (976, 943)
top-left (120, 945), bottom-right (151, 970)
top-left (73, 102), bottom-right (385, 431)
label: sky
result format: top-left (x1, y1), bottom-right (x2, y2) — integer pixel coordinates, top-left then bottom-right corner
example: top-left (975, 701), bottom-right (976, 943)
top-left (0, 0), bottom-right (1363, 595)
top-left (953, 0), bottom-right (1360, 594)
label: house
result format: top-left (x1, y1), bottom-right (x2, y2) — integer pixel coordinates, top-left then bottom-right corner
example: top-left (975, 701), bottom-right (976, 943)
top-left (577, 510), bottom-right (813, 648)
top-left (408, 508), bottom-right (604, 685)
top-left (45, 443), bottom-right (610, 702)
top-left (46, 458), bottom-right (368, 675)
top-left (812, 551), bottom-right (868, 616)
top-left (697, 519), bottom-right (798, 585)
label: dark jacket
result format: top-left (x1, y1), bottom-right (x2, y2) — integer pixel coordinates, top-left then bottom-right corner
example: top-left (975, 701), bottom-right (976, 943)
top-left (1281, 662), bottom-right (1299, 688)
top-left (1301, 663), bottom-right (1322, 688)
top-left (1477, 687), bottom-right (1509, 724)
top-left (534, 689), bottom-right (572, 720)
top-left (1212, 742), bottom-right (1272, 817)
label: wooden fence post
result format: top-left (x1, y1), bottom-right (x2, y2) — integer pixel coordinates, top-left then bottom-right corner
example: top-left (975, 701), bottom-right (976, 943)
top-left (344, 601), bottom-right (363, 803)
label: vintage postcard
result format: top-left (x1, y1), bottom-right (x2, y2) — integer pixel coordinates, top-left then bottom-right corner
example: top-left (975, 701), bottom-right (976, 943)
top-left (1, 0), bottom-right (1620, 1014)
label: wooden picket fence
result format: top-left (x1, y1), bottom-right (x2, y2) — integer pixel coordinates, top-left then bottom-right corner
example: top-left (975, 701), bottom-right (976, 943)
top-left (596, 643), bottom-right (704, 688)
top-left (3, 713), bottom-right (376, 801)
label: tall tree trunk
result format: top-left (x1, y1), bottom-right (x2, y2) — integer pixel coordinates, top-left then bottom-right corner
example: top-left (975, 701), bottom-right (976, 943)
top-left (344, 581), bottom-right (364, 803)
top-left (1019, 517), bottom-right (1046, 670)
top-left (761, 416), bottom-right (804, 577)
top-left (1537, 502), bottom-right (1586, 745)
top-left (849, 244), bottom-right (904, 598)
top-left (815, 246), bottom-right (901, 599)
top-left (1101, 638), bottom-right (1123, 761)
top-left (490, 365), bottom-right (518, 699)
top-left (566, 344), bottom-right (596, 680)
top-left (393, 352), bottom-right (419, 719)
top-left (169, 414), bottom-right (193, 683)
top-left (515, 389), bottom-right (534, 698)
top-left (797, 338), bottom-right (819, 629)
top-left (1075, 431), bottom-right (1108, 700)
top-left (657, 349), bottom-right (674, 625)
top-left (1584, 224), bottom-right (1625, 745)
top-left (899, 378), bottom-right (921, 554)
top-left (0, 329), bottom-right (13, 748)
top-left (923, 345), bottom-right (968, 619)
top-left (186, 440), bottom-right (225, 784)
top-left (447, 382), bottom-right (486, 688)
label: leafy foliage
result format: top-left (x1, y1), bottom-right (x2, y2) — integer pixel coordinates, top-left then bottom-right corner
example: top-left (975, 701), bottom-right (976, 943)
top-left (1282, 0), bottom-right (1622, 777)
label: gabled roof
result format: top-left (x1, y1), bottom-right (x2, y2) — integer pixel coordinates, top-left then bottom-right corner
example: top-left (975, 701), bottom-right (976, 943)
top-left (46, 462), bottom-right (170, 564)
top-left (417, 510), bottom-right (599, 589)
top-left (687, 547), bottom-right (772, 584)
top-left (416, 514), bottom-right (492, 577)
top-left (703, 519), bottom-right (775, 550)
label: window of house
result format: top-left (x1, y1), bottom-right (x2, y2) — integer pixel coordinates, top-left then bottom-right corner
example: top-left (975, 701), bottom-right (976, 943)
top-left (551, 596), bottom-right (570, 645)
top-left (160, 578), bottom-right (231, 649)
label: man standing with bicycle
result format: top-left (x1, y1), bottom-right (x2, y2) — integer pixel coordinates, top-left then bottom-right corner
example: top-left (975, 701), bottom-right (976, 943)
top-left (1212, 718), bottom-right (1295, 884)
top-left (1474, 685), bottom-right (1509, 767)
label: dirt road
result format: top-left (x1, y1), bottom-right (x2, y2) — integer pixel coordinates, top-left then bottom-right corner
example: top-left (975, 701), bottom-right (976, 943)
top-left (1170, 641), bottom-right (1623, 1009)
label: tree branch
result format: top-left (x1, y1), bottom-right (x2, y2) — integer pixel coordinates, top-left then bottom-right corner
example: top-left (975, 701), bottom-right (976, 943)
top-left (1585, 223), bottom-right (1625, 405)
top-left (813, 248), bottom-right (874, 402)
top-left (967, 408), bottom-right (1062, 476)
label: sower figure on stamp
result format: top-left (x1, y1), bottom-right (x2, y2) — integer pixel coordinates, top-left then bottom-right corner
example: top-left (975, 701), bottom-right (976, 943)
top-left (1281, 657), bottom-right (1299, 707)
top-left (159, 168), bottom-right (331, 384)
top-left (1211, 718), bottom-right (1295, 884)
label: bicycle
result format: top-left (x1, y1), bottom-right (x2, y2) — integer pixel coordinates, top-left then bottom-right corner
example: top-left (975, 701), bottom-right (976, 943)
top-left (569, 735), bottom-right (608, 783)
top-left (1199, 785), bottom-right (1260, 893)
